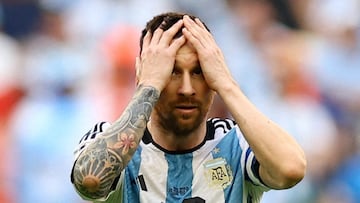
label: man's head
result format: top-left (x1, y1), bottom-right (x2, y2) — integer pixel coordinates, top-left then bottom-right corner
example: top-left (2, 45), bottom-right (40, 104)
top-left (139, 12), bottom-right (210, 54)
top-left (139, 12), bottom-right (215, 136)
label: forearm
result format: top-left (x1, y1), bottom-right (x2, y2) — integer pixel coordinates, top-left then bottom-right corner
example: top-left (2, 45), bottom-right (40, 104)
top-left (218, 81), bottom-right (306, 189)
top-left (72, 85), bottom-right (160, 199)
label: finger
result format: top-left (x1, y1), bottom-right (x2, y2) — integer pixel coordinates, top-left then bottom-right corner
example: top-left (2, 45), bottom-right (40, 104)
top-left (169, 35), bottom-right (186, 51)
top-left (185, 16), bottom-right (217, 51)
top-left (135, 56), bottom-right (141, 78)
top-left (135, 57), bottom-right (141, 85)
top-left (183, 15), bottom-right (212, 42)
top-left (182, 27), bottom-right (204, 50)
top-left (183, 15), bottom-right (201, 38)
top-left (194, 18), bottom-right (208, 30)
top-left (150, 27), bottom-right (164, 45)
top-left (159, 19), bottom-right (184, 45)
top-left (142, 31), bottom-right (152, 51)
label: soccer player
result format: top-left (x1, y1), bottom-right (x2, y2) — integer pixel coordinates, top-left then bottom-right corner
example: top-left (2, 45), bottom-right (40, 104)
top-left (71, 12), bottom-right (306, 203)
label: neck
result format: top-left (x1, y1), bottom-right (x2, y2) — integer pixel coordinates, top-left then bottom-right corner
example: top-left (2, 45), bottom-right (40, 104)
top-left (147, 119), bottom-right (207, 151)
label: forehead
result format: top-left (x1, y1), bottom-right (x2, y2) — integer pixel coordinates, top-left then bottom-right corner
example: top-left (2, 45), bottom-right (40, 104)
top-left (175, 42), bottom-right (199, 68)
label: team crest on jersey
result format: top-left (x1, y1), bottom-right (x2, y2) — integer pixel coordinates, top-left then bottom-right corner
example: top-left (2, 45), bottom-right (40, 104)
top-left (204, 158), bottom-right (233, 189)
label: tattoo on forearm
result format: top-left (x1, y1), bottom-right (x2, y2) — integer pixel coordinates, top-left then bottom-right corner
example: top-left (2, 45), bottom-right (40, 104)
top-left (73, 85), bottom-right (159, 199)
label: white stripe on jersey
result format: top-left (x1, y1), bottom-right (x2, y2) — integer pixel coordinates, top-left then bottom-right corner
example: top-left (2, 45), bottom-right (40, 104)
top-left (72, 118), bottom-right (270, 203)
top-left (138, 142), bottom-right (169, 202)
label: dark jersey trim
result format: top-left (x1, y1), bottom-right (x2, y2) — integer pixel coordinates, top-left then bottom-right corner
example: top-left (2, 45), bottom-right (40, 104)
top-left (141, 118), bottom-right (228, 155)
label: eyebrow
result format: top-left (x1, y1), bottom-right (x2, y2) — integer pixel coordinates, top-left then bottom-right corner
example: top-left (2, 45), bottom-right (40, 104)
top-left (173, 64), bottom-right (201, 71)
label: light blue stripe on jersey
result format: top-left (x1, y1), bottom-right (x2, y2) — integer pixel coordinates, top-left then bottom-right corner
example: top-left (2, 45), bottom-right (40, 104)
top-left (124, 146), bottom-right (143, 203)
top-left (212, 128), bottom-right (243, 203)
top-left (165, 153), bottom-right (193, 202)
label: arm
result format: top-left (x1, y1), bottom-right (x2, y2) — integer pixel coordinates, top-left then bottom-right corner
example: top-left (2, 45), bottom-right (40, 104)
top-left (182, 15), bottom-right (306, 189)
top-left (72, 85), bottom-right (159, 199)
top-left (218, 83), bottom-right (306, 189)
top-left (72, 19), bottom-right (186, 200)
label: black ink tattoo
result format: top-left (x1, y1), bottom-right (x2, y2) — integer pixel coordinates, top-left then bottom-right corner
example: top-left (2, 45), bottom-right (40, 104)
top-left (73, 85), bottom-right (159, 199)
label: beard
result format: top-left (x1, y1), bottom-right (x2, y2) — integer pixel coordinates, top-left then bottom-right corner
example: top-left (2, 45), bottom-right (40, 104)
top-left (154, 99), bottom-right (209, 136)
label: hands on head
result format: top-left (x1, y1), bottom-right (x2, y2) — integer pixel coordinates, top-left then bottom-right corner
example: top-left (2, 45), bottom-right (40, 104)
top-left (136, 15), bottom-right (233, 93)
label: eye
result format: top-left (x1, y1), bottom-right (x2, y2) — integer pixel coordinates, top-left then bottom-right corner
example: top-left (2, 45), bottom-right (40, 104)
top-left (172, 69), bottom-right (181, 76)
top-left (192, 67), bottom-right (202, 75)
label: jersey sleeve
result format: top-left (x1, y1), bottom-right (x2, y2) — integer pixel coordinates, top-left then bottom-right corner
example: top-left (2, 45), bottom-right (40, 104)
top-left (73, 121), bottom-right (111, 161)
top-left (236, 126), bottom-right (270, 189)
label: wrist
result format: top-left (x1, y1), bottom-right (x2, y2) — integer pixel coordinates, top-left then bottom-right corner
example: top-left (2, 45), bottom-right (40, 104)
top-left (137, 80), bottom-right (165, 93)
top-left (136, 84), bottom-right (161, 101)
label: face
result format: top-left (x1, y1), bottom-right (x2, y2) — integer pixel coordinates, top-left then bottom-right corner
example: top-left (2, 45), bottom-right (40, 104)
top-left (154, 42), bottom-right (215, 136)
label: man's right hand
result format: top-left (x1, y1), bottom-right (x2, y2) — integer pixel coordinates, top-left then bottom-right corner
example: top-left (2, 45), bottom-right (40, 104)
top-left (136, 19), bottom-right (186, 92)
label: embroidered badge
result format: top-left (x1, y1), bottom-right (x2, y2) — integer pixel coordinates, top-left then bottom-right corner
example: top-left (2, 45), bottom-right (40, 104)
top-left (204, 158), bottom-right (233, 189)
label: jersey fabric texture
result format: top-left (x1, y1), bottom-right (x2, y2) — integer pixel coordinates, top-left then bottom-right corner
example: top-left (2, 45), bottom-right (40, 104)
top-left (71, 118), bottom-right (270, 203)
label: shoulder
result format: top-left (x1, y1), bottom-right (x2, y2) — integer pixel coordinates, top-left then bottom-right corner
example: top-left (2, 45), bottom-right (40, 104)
top-left (73, 121), bottom-right (111, 160)
top-left (207, 117), bottom-right (237, 136)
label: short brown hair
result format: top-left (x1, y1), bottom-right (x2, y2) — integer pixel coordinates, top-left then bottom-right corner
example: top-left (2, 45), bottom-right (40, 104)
top-left (139, 12), bottom-right (210, 53)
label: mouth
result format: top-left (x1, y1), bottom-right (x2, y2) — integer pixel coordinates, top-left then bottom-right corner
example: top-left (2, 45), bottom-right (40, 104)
top-left (175, 104), bottom-right (198, 113)
top-left (175, 104), bottom-right (197, 109)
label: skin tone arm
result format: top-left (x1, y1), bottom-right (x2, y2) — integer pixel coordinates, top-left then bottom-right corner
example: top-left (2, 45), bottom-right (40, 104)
top-left (72, 85), bottom-right (159, 199)
top-left (72, 20), bottom-right (186, 199)
top-left (182, 15), bottom-right (306, 189)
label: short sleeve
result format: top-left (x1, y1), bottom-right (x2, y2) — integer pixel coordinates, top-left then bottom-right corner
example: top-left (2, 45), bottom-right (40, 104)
top-left (73, 121), bottom-right (111, 161)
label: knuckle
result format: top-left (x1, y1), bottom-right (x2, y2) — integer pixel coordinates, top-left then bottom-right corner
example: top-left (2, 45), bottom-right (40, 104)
top-left (161, 30), bottom-right (172, 38)
top-left (143, 47), bottom-right (157, 55)
top-left (154, 29), bottom-right (162, 34)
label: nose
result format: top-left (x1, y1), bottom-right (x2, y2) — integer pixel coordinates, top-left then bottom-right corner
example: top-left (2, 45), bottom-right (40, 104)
top-left (178, 73), bottom-right (195, 96)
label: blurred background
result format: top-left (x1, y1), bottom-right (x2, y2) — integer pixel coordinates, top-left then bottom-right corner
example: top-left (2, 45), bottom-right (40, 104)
top-left (0, 0), bottom-right (359, 202)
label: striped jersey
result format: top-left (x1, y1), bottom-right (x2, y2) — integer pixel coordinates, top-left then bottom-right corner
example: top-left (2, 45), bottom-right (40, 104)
top-left (72, 118), bottom-right (270, 203)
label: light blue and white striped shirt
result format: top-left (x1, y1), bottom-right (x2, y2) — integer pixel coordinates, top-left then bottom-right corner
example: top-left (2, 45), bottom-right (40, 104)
top-left (72, 118), bottom-right (269, 203)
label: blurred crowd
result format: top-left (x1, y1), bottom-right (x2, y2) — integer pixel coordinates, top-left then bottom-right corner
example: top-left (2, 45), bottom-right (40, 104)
top-left (0, 0), bottom-right (359, 202)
